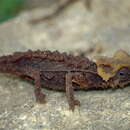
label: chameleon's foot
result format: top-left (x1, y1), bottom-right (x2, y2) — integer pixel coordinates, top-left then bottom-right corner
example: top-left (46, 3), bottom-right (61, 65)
top-left (34, 88), bottom-right (46, 104)
top-left (36, 93), bottom-right (46, 104)
top-left (74, 99), bottom-right (80, 106)
top-left (69, 99), bottom-right (80, 111)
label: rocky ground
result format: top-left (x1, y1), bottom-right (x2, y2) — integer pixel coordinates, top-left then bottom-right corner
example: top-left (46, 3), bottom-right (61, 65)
top-left (0, 0), bottom-right (130, 130)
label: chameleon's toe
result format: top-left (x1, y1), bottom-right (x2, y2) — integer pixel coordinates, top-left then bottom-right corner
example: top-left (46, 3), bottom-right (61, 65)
top-left (69, 99), bottom-right (80, 111)
top-left (34, 88), bottom-right (46, 104)
top-left (36, 93), bottom-right (46, 104)
top-left (74, 99), bottom-right (80, 106)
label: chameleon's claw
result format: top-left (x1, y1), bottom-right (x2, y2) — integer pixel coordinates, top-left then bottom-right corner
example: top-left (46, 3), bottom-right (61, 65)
top-left (69, 99), bottom-right (80, 111)
top-left (35, 88), bottom-right (46, 104)
top-left (74, 99), bottom-right (80, 106)
top-left (36, 93), bottom-right (46, 104)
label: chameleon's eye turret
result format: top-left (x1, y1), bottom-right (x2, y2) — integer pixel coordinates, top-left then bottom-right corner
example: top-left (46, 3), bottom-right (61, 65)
top-left (116, 67), bottom-right (130, 80)
top-left (118, 71), bottom-right (124, 76)
top-left (108, 67), bottom-right (130, 87)
top-left (116, 68), bottom-right (130, 79)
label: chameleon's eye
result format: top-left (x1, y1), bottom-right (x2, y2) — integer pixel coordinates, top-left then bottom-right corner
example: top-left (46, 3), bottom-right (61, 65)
top-left (116, 67), bottom-right (130, 77)
top-left (113, 67), bottom-right (130, 86)
top-left (119, 71), bottom-right (125, 76)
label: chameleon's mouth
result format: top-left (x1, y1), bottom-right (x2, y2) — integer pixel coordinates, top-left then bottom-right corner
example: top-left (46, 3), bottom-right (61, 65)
top-left (106, 78), bottom-right (130, 88)
top-left (119, 79), bottom-right (130, 87)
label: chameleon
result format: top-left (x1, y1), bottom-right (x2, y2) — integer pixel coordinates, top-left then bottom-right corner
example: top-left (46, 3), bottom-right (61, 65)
top-left (0, 50), bottom-right (130, 111)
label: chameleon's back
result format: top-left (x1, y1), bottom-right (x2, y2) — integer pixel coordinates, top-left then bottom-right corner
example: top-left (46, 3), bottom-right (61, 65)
top-left (0, 50), bottom-right (97, 91)
top-left (14, 57), bottom-right (71, 90)
top-left (13, 56), bottom-right (97, 90)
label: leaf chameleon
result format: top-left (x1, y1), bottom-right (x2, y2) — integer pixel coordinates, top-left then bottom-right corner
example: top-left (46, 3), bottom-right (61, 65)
top-left (0, 50), bottom-right (130, 111)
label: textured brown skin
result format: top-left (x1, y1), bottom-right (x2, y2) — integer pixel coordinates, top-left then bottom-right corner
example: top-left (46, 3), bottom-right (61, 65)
top-left (107, 67), bottom-right (130, 88)
top-left (0, 50), bottom-right (130, 111)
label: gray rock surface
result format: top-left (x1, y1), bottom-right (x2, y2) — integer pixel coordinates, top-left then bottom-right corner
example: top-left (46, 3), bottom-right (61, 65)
top-left (0, 0), bottom-right (130, 130)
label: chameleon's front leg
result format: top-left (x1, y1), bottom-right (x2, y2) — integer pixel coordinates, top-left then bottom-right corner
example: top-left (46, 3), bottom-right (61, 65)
top-left (66, 73), bottom-right (80, 111)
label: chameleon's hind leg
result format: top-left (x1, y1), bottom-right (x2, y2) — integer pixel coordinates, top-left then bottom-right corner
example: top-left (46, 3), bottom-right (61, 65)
top-left (19, 67), bottom-right (46, 104)
top-left (66, 73), bottom-right (80, 111)
top-left (0, 65), bottom-right (46, 104)
top-left (29, 70), bottom-right (46, 104)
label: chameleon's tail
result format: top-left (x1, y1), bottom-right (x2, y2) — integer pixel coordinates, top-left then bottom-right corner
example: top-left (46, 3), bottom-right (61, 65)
top-left (0, 63), bottom-right (15, 73)
top-left (0, 54), bottom-right (14, 64)
top-left (0, 54), bottom-right (19, 74)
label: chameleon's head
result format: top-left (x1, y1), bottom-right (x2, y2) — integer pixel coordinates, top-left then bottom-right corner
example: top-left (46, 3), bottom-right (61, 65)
top-left (95, 50), bottom-right (130, 88)
top-left (108, 67), bottom-right (130, 87)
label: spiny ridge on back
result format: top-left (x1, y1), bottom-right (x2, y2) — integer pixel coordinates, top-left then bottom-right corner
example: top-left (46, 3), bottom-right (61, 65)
top-left (0, 50), bottom-right (97, 71)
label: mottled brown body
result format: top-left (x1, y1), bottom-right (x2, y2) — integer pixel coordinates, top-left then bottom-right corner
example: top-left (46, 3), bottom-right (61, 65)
top-left (0, 50), bottom-right (130, 111)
